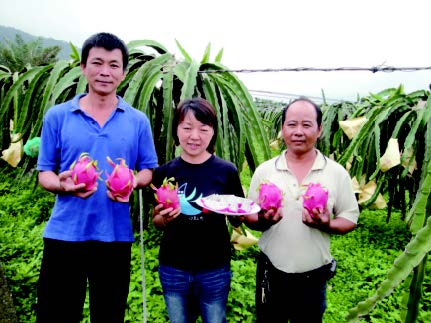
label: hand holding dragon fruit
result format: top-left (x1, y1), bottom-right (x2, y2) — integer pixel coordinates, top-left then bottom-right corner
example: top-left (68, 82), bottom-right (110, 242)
top-left (258, 181), bottom-right (283, 211)
top-left (69, 152), bottom-right (101, 190)
top-left (151, 177), bottom-right (180, 209)
top-left (302, 183), bottom-right (328, 217)
top-left (105, 157), bottom-right (136, 200)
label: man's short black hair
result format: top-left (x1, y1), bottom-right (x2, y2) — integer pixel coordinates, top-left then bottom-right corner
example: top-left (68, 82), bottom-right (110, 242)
top-left (281, 96), bottom-right (323, 127)
top-left (81, 32), bottom-right (129, 71)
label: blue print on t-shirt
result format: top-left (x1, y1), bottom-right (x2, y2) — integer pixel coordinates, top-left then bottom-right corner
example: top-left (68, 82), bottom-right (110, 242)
top-left (178, 183), bottom-right (203, 216)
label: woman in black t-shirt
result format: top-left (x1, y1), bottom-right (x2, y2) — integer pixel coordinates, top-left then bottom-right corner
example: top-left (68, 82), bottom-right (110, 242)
top-left (152, 97), bottom-right (244, 323)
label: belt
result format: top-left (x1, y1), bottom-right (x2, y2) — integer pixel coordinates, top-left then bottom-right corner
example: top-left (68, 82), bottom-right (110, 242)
top-left (261, 252), bottom-right (337, 282)
top-left (287, 262), bottom-right (333, 280)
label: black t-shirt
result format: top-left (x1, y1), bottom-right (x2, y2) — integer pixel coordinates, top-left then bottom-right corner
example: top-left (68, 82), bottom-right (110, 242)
top-left (152, 155), bottom-right (244, 270)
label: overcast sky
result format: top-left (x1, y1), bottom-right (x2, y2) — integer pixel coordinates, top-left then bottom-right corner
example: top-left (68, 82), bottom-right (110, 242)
top-left (1, 0), bottom-right (430, 102)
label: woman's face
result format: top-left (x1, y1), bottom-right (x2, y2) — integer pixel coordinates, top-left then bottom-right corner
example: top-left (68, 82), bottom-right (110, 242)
top-left (282, 100), bottom-right (322, 155)
top-left (177, 110), bottom-right (214, 161)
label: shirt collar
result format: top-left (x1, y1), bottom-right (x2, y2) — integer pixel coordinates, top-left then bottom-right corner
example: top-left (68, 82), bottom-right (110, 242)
top-left (69, 94), bottom-right (126, 112)
top-left (275, 149), bottom-right (326, 171)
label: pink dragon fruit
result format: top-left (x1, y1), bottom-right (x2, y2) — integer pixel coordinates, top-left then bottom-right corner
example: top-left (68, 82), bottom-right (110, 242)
top-left (69, 152), bottom-right (101, 190)
top-left (105, 157), bottom-right (136, 199)
top-left (302, 183), bottom-right (328, 217)
top-left (258, 181), bottom-right (283, 211)
top-left (151, 177), bottom-right (180, 209)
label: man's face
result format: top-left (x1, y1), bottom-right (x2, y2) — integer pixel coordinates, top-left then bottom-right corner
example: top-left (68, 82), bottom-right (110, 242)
top-left (282, 100), bottom-right (322, 155)
top-left (81, 47), bottom-right (125, 96)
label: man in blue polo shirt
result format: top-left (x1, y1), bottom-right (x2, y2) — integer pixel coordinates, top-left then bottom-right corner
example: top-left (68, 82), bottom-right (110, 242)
top-left (36, 32), bottom-right (158, 323)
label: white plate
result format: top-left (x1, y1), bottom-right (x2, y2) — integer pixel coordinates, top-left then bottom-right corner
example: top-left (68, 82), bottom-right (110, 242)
top-left (196, 194), bottom-right (260, 216)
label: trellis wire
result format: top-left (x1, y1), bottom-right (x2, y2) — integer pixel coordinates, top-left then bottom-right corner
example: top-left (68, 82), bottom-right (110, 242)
top-left (198, 65), bottom-right (431, 74)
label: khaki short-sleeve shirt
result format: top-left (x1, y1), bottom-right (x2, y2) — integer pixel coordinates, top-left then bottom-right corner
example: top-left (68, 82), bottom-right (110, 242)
top-left (248, 150), bottom-right (359, 273)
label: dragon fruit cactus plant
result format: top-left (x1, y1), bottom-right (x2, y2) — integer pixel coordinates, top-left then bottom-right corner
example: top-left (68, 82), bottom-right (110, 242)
top-left (258, 181), bottom-right (283, 211)
top-left (105, 157), bottom-right (136, 199)
top-left (69, 152), bottom-right (101, 190)
top-left (151, 177), bottom-right (180, 209)
top-left (302, 183), bottom-right (328, 217)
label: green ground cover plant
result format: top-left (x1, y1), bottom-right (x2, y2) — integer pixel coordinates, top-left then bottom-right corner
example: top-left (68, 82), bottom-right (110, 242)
top-left (1, 164), bottom-right (430, 322)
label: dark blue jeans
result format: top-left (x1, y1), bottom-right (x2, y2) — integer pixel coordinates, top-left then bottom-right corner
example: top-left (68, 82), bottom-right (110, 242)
top-left (256, 252), bottom-right (328, 323)
top-left (158, 264), bottom-right (232, 323)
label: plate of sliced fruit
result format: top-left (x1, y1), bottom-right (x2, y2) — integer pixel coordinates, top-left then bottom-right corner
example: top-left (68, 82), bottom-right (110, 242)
top-left (196, 194), bottom-right (260, 216)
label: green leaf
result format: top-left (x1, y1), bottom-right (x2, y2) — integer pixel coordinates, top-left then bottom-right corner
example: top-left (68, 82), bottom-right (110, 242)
top-left (215, 48), bottom-right (224, 63)
top-left (123, 55), bottom-right (166, 106)
top-left (202, 77), bottom-right (230, 160)
top-left (39, 60), bottom-right (70, 115)
top-left (127, 40), bottom-right (169, 55)
top-left (346, 173), bottom-right (431, 321)
top-left (0, 66), bottom-right (47, 125)
top-left (402, 256), bottom-right (427, 322)
top-left (69, 42), bottom-right (80, 62)
top-left (175, 39), bottom-right (192, 62)
top-left (15, 65), bottom-right (51, 136)
top-left (172, 61), bottom-right (188, 83)
top-left (161, 57), bottom-right (175, 162)
top-left (179, 60), bottom-right (199, 101)
top-left (201, 62), bottom-right (270, 168)
top-left (200, 43), bottom-right (211, 64)
top-left (50, 65), bottom-right (81, 104)
top-left (76, 74), bottom-right (88, 94)
top-left (137, 54), bottom-right (172, 115)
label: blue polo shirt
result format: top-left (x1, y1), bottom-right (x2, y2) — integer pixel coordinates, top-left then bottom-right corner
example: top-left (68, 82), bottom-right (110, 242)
top-left (37, 94), bottom-right (158, 242)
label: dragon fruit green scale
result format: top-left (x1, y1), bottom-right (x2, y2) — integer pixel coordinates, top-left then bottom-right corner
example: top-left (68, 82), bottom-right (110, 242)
top-left (302, 183), bottom-right (328, 215)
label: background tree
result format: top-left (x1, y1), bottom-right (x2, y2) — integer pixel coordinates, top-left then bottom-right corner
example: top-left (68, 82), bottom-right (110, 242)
top-left (0, 39), bottom-right (270, 174)
top-left (0, 34), bottom-right (60, 72)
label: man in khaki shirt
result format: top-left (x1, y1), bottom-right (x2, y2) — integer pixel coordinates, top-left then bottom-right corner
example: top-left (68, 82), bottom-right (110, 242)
top-left (244, 97), bottom-right (359, 323)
